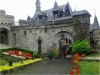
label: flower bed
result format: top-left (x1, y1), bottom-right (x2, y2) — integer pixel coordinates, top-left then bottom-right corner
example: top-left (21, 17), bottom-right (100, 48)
top-left (69, 53), bottom-right (87, 75)
top-left (2, 50), bottom-right (32, 59)
top-left (69, 39), bottom-right (93, 75)
top-left (70, 53), bottom-right (81, 75)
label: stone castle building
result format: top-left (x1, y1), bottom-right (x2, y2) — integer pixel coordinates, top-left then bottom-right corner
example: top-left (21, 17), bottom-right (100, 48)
top-left (0, 0), bottom-right (100, 54)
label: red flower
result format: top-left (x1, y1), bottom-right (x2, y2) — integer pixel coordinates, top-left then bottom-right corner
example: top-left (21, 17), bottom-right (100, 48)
top-left (69, 70), bottom-right (74, 75)
top-left (70, 68), bottom-right (80, 75)
top-left (76, 68), bottom-right (80, 74)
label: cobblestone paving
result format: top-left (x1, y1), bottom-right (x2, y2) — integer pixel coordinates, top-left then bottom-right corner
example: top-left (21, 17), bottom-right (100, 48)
top-left (10, 57), bottom-right (72, 75)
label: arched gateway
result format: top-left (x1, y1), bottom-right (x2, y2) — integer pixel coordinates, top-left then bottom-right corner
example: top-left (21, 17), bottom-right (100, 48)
top-left (0, 28), bottom-right (9, 45)
top-left (54, 31), bottom-right (74, 58)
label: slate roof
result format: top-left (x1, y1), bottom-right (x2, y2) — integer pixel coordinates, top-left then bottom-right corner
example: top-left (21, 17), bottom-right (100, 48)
top-left (41, 3), bottom-right (73, 22)
top-left (32, 13), bottom-right (38, 21)
top-left (38, 11), bottom-right (43, 15)
top-left (19, 19), bottom-right (30, 24)
top-left (92, 15), bottom-right (100, 30)
top-left (72, 10), bottom-right (91, 17)
top-left (65, 2), bottom-right (72, 15)
top-left (90, 24), bottom-right (93, 32)
top-left (22, 1), bottom-right (92, 26)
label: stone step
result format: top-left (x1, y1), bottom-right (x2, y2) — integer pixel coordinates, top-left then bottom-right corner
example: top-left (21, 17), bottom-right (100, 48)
top-left (80, 57), bottom-right (100, 61)
top-left (0, 43), bottom-right (11, 49)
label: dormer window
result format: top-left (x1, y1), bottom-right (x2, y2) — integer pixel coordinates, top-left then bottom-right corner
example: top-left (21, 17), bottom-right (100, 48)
top-left (59, 12), bottom-right (63, 17)
top-left (39, 16), bottom-right (42, 23)
top-left (55, 14), bottom-right (57, 18)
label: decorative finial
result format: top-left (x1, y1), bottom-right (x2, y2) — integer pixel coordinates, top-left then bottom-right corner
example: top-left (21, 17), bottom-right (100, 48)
top-left (74, 7), bottom-right (76, 12)
top-left (94, 7), bottom-right (96, 16)
top-left (68, 0), bottom-right (69, 2)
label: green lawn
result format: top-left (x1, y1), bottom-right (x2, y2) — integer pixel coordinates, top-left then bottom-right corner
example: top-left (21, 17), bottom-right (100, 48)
top-left (79, 61), bottom-right (100, 75)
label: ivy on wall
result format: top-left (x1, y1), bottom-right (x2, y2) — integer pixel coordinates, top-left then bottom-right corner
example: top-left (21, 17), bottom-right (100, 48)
top-left (67, 17), bottom-right (78, 25)
top-left (44, 25), bottom-right (47, 33)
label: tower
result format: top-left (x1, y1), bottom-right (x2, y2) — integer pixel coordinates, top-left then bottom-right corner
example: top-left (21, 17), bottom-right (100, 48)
top-left (35, 0), bottom-right (41, 13)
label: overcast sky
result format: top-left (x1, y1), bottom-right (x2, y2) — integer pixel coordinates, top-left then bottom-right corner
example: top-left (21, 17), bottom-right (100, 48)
top-left (0, 0), bottom-right (99, 25)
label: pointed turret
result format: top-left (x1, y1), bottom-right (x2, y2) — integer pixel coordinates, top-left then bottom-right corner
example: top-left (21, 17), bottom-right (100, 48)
top-left (36, 0), bottom-right (40, 4)
top-left (93, 15), bottom-right (99, 30)
top-left (65, 2), bottom-right (72, 16)
top-left (52, 1), bottom-right (60, 11)
top-left (27, 16), bottom-right (30, 20)
top-left (35, 0), bottom-right (41, 13)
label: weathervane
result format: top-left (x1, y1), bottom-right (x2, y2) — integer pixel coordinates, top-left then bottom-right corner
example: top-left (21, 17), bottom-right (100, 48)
top-left (94, 7), bottom-right (96, 15)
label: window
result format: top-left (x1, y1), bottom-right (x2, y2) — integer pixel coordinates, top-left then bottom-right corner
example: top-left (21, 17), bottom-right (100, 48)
top-left (39, 16), bottom-right (42, 23)
top-left (83, 28), bottom-right (85, 31)
top-left (40, 30), bottom-right (42, 33)
top-left (35, 33), bottom-right (36, 36)
top-left (24, 31), bottom-right (26, 36)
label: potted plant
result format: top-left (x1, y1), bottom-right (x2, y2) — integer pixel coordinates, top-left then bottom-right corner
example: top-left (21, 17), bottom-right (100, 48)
top-left (37, 36), bottom-right (43, 42)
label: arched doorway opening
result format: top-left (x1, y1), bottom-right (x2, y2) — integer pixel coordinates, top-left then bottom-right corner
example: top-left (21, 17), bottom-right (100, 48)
top-left (0, 28), bottom-right (9, 45)
top-left (54, 31), bottom-right (73, 58)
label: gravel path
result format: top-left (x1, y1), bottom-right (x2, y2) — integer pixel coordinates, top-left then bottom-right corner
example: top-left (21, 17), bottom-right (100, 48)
top-left (10, 57), bottom-right (72, 75)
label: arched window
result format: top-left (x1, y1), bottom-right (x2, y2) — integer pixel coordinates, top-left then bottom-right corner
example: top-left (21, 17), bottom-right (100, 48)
top-left (13, 33), bottom-right (16, 45)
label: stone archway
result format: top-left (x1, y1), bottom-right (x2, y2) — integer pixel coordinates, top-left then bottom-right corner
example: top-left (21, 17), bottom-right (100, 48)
top-left (0, 28), bottom-right (9, 45)
top-left (53, 31), bottom-right (73, 58)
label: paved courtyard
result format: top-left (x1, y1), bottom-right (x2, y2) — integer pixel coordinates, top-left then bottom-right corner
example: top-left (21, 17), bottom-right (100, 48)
top-left (10, 57), bottom-right (72, 75)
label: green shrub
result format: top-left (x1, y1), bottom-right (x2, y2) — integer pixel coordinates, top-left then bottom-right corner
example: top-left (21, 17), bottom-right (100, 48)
top-left (33, 52), bottom-right (40, 58)
top-left (53, 46), bottom-right (59, 58)
top-left (72, 39), bottom-right (92, 55)
top-left (0, 60), bottom-right (8, 66)
top-left (47, 53), bottom-right (53, 57)
top-left (1, 55), bottom-right (20, 62)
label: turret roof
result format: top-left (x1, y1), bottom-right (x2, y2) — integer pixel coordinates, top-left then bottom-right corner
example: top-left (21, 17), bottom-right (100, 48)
top-left (93, 15), bottom-right (99, 30)
top-left (36, 0), bottom-right (40, 4)
top-left (52, 1), bottom-right (60, 11)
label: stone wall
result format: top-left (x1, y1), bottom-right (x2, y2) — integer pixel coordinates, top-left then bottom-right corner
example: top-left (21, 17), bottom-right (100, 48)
top-left (10, 14), bottom-right (91, 54)
top-left (73, 15), bottom-right (90, 41)
top-left (0, 10), bottom-right (14, 46)
top-left (11, 24), bottom-right (74, 54)
top-left (0, 10), bottom-right (14, 25)
top-left (93, 30), bottom-right (100, 52)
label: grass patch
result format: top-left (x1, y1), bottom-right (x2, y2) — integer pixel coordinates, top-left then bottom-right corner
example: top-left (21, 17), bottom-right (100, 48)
top-left (79, 61), bottom-right (100, 75)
